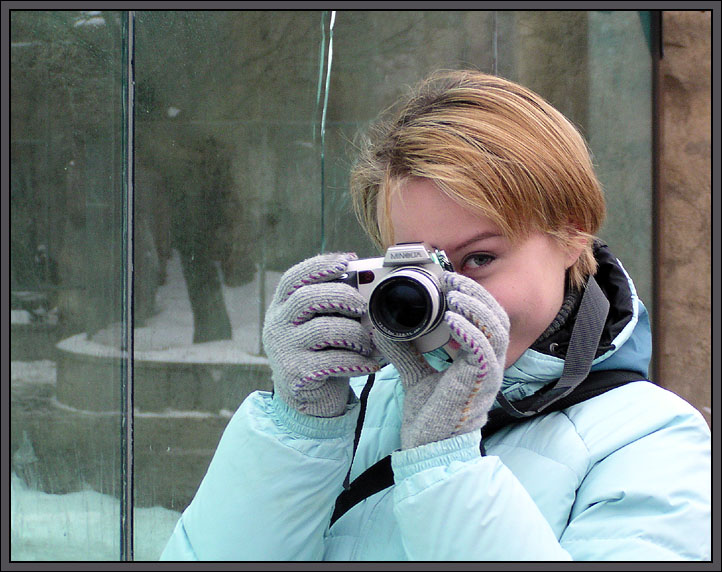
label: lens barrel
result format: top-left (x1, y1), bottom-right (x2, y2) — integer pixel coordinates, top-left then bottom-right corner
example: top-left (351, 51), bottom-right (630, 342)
top-left (368, 268), bottom-right (444, 340)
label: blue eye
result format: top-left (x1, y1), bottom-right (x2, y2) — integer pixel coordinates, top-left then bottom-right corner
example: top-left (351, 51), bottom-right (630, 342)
top-left (461, 253), bottom-right (495, 271)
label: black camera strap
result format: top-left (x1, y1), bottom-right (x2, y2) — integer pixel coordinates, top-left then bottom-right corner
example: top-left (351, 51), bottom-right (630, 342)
top-left (330, 275), bottom-right (646, 527)
top-left (330, 368), bottom-right (645, 527)
top-left (495, 274), bottom-right (610, 418)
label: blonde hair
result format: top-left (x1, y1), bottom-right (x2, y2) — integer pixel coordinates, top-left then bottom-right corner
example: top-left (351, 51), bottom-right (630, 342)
top-left (350, 70), bottom-right (606, 290)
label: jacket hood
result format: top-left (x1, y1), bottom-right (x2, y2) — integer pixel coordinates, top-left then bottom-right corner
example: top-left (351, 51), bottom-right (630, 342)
top-left (499, 241), bottom-right (652, 402)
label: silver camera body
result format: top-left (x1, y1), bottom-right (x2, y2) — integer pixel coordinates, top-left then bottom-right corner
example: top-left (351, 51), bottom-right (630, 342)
top-left (337, 242), bottom-right (453, 354)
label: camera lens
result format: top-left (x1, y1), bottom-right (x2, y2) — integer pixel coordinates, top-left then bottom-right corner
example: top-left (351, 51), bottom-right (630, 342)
top-left (371, 278), bottom-right (430, 335)
top-left (368, 269), bottom-right (444, 340)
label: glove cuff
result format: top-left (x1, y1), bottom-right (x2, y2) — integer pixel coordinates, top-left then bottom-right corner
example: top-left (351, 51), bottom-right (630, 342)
top-left (275, 375), bottom-right (353, 418)
top-left (270, 391), bottom-right (360, 437)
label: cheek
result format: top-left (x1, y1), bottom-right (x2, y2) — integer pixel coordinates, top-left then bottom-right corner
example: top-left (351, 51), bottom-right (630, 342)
top-left (475, 281), bottom-right (522, 343)
top-left (480, 269), bottom-right (559, 339)
top-left (487, 286), bottom-right (525, 333)
top-left (480, 274), bottom-right (528, 320)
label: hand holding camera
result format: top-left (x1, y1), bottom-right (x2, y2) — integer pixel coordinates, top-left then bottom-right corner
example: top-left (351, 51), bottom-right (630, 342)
top-left (262, 252), bottom-right (381, 417)
top-left (368, 257), bottom-right (510, 449)
top-left (263, 244), bottom-right (509, 439)
top-left (336, 243), bottom-right (454, 354)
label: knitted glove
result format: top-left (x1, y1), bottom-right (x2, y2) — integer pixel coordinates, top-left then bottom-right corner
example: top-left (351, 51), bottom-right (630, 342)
top-left (262, 252), bottom-right (380, 417)
top-left (373, 272), bottom-right (509, 449)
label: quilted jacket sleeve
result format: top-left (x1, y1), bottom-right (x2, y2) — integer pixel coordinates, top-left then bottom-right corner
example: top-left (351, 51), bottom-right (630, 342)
top-left (389, 382), bottom-right (710, 561)
top-left (390, 431), bottom-right (574, 560)
top-left (559, 382), bottom-right (711, 560)
top-left (160, 390), bottom-right (359, 561)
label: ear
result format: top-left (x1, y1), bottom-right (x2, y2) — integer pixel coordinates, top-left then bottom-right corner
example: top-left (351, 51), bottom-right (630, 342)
top-left (563, 225), bottom-right (588, 269)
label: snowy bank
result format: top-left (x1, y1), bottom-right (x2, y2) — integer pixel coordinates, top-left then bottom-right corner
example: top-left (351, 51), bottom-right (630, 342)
top-left (56, 249), bottom-right (281, 365)
top-left (11, 472), bottom-right (180, 561)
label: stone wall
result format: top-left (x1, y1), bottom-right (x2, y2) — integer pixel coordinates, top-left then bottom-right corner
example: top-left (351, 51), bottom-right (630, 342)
top-left (657, 11), bottom-right (712, 425)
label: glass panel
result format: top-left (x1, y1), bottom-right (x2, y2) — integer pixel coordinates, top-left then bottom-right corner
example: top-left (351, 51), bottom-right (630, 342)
top-left (323, 11), bottom-right (497, 256)
top-left (132, 11), bottom-right (653, 561)
top-left (492, 10), bottom-right (654, 308)
top-left (10, 10), bottom-right (128, 560)
top-left (131, 10), bottom-right (331, 554)
top-left (10, 9), bottom-right (654, 561)
top-left (130, 12), bottom-right (502, 557)
top-left (587, 11), bottom-right (654, 309)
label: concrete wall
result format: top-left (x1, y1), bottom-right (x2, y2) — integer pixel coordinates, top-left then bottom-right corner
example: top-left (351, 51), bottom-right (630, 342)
top-left (656, 11), bottom-right (712, 425)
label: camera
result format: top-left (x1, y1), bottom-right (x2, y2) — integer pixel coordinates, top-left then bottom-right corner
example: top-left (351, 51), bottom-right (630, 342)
top-left (337, 243), bottom-right (453, 353)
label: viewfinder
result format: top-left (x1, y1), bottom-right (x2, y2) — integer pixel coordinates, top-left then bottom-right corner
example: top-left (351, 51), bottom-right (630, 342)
top-left (358, 270), bottom-right (376, 284)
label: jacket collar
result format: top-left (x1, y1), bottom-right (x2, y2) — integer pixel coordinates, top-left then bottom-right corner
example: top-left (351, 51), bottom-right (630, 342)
top-left (501, 242), bottom-right (651, 401)
top-left (422, 243), bottom-right (651, 404)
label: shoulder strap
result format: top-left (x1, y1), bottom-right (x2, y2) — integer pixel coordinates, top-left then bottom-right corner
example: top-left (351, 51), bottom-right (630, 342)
top-left (495, 275), bottom-right (610, 419)
top-left (330, 453), bottom-right (393, 526)
top-left (481, 368), bottom-right (646, 438)
top-left (329, 367), bottom-right (646, 527)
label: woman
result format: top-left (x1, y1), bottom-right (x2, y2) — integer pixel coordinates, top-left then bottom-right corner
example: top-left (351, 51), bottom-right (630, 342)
top-left (161, 71), bottom-right (710, 561)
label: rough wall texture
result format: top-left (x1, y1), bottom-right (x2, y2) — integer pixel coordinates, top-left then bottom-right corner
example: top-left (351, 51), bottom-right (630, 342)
top-left (657, 11), bottom-right (711, 425)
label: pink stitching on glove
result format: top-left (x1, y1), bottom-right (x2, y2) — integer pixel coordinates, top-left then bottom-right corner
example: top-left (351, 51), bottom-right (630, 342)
top-left (447, 297), bottom-right (494, 340)
top-left (309, 338), bottom-right (369, 355)
top-left (292, 301), bottom-right (364, 326)
top-left (448, 318), bottom-right (490, 368)
top-left (295, 364), bottom-right (379, 387)
top-left (285, 262), bottom-right (348, 298)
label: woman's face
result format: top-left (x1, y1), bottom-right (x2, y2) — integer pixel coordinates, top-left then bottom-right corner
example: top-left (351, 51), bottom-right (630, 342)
top-left (386, 178), bottom-right (582, 368)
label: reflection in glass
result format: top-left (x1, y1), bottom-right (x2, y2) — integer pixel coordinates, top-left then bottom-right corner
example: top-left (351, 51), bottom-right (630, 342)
top-left (10, 10), bottom-right (130, 560)
top-left (9, 10), bottom-right (654, 561)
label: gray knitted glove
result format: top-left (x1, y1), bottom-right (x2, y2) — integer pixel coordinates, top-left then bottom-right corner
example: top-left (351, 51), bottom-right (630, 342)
top-left (262, 252), bottom-right (380, 417)
top-left (373, 271), bottom-right (509, 449)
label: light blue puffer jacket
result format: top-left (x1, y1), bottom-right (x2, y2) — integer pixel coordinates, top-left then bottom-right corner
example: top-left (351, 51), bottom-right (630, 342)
top-left (160, 248), bottom-right (711, 561)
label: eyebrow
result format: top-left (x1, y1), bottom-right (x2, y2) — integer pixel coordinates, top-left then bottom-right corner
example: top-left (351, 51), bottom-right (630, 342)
top-left (442, 231), bottom-right (504, 253)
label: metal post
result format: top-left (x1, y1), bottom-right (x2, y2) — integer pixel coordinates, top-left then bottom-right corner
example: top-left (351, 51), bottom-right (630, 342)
top-left (120, 9), bottom-right (136, 562)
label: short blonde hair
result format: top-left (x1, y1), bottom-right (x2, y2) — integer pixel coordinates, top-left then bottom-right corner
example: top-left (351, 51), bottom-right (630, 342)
top-left (350, 70), bottom-right (606, 290)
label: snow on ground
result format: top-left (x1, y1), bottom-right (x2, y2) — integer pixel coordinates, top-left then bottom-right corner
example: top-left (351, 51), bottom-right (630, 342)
top-left (10, 358), bottom-right (181, 561)
top-left (10, 249), bottom-right (283, 561)
top-left (10, 359), bottom-right (56, 387)
top-left (11, 472), bottom-right (180, 561)
top-left (10, 360), bottom-right (57, 407)
top-left (11, 309), bottom-right (33, 324)
top-left (57, 249), bottom-right (281, 364)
